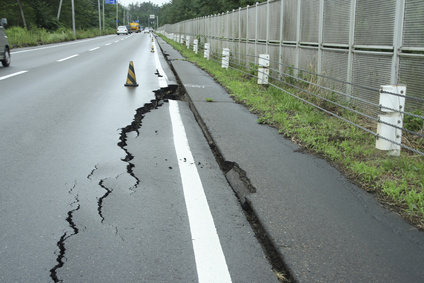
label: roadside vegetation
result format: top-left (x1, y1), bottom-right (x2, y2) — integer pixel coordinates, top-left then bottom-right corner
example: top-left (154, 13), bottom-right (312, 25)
top-left (159, 35), bottom-right (424, 230)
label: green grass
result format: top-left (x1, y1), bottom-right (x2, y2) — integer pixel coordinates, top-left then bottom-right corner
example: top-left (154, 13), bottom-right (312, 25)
top-left (6, 27), bottom-right (116, 48)
top-left (160, 34), bottom-right (424, 229)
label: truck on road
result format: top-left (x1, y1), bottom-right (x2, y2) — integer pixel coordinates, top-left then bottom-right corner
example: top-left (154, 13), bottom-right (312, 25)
top-left (130, 22), bottom-right (141, 33)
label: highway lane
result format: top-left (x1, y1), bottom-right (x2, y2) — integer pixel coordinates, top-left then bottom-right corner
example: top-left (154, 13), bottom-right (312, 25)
top-left (0, 33), bottom-right (160, 282)
top-left (0, 34), bottom-right (277, 282)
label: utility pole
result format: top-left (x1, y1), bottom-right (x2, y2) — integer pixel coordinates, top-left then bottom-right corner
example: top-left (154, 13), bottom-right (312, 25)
top-left (17, 0), bottom-right (27, 30)
top-left (98, 0), bottom-right (101, 34)
top-left (57, 0), bottom-right (63, 20)
top-left (71, 0), bottom-right (75, 35)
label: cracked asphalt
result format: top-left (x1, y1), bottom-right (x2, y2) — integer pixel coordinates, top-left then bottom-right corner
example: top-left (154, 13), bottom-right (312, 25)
top-left (1, 34), bottom-right (277, 282)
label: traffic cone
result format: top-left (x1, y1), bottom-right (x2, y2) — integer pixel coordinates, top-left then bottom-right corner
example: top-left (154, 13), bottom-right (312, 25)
top-left (151, 44), bottom-right (155, 53)
top-left (124, 61), bottom-right (139, 87)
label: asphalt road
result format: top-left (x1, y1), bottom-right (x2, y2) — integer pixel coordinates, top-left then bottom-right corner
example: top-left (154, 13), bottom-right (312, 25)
top-left (156, 36), bottom-right (424, 282)
top-left (0, 34), bottom-right (277, 282)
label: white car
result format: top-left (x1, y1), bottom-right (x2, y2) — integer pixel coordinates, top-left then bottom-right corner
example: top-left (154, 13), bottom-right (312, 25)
top-left (0, 18), bottom-right (10, 67)
top-left (117, 26), bottom-right (129, 35)
top-left (143, 28), bottom-right (150, 34)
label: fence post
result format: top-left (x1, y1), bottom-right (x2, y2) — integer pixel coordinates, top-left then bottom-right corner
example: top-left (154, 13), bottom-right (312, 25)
top-left (266, 0), bottom-right (270, 54)
top-left (186, 35), bottom-right (190, 49)
top-left (346, 0), bottom-right (357, 100)
top-left (255, 2), bottom-right (258, 65)
top-left (391, 0), bottom-right (405, 85)
top-left (317, 0), bottom-right (324, 84)
top-left (278, 0), bottom-right (284, 79)
top-left (295, 0), bottom-right (301, 76)
top-left (258, 54), bottom-right (270, 84)
top-left (222, 48), bottom-right (230, 69)
top-left (376, 85), bottom-right (406, 156)
top-left (227, 11), bottom-right (230, 41)
top-left (246, 5), bottom-right (249, 69)
top-left (239, 7), bottom-right (242, 66)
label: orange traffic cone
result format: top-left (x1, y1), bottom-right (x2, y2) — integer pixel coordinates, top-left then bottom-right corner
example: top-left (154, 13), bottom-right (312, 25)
top-left (124, 61), bottom-right (139, 87)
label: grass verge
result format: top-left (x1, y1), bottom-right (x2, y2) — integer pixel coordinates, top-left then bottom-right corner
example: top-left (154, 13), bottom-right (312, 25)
top-left (159, 34), bottom-right (424, 230)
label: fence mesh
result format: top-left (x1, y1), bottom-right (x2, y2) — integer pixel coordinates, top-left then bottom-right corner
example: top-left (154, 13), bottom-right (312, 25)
top-left (158, 0), bottom-right (424, 156)
top-left (282, 0), bottom-right (298, 42)
top-left (323, 0), bottom-right (351, 45)
top-left (354, 0), bottom-right (396, 46)
top-left (269, 1), bottom-right (281, 42)
top-left (403, 0), bottom-right (424, 47)
top-left (300, 0), bottom-right (320, 43)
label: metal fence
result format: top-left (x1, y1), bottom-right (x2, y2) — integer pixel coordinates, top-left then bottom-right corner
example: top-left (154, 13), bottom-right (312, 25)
top-left (158, 0), bottom-right (424, 156)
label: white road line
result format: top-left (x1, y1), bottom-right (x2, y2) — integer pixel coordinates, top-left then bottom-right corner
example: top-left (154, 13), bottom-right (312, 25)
top-left (89, 47), bottom-right (100, 51)
top-left (153, 40), bottom-right (168, 88)
top-left (105, 43), bottom-right (112, 46)
top-left (169, 100), bottom-right (232, 283)
top-left (56, 54), bottom-right (79, 62)
top-left (10, 36), bottom-right (114, 54)
top-left (0, 70), bottom-right (28, 81)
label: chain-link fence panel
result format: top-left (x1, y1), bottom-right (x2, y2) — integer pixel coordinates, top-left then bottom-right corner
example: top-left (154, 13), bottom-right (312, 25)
top-left (257, 2), bottom-right (267, 41)
top-left (352, 52), bottom-right (392, 116)
top-left (403, 0), bottom-right (424, 48)
top-left (269, 1), bottom-right (281, 43)
top-left (300, 0), bottom-right (319, 43)
top-left (354, 0), bottom-right (396, 46)
top-left (399, 56), bottom-right (424, 112)
top-left (323, 0), bottom-right (351, 45)
top-left (321, 49), bottom-right (349, 94)
top-left (282, 0), bottom-right (298, 42)
top-left (247, 5), bottom-right (256, 40)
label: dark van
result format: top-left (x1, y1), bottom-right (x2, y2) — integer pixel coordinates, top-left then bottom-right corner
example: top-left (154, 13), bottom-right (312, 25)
top-left (0, 18), bottom-right (10, 67)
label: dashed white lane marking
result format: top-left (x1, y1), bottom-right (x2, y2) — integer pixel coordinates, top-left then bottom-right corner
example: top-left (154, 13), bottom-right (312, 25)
top-left (10, 36), bottom-right (112, 54)
top-left (0, 70), bottom-right (28, 81)
top-left (89, 47), bottom-right (100, 51)
top-left (56, 54), bottom-right (79, 62)
top-left (169, 100), bottom-right (232, 283)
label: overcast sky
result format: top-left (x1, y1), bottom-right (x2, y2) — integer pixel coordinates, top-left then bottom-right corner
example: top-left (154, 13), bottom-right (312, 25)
top-left (117, 0), bottom-right (171, 7)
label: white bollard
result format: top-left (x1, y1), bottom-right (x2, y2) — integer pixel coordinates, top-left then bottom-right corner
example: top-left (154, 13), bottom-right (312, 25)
top-left (194, 39), bottom-right (198, 54)
top-left (376, 85), bottom-right (406, 156)
top-left (186, 36), bottom-right (190, 49)
top-left (204, 43), bottom-right (210, 60)
top-left (222, 48), bottom-right (230, 69)
top-left (258, 54), bottom-right (270, 85)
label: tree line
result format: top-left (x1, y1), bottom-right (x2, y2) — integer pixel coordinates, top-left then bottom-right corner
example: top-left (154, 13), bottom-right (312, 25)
top-left (159, 0), bottom-right (266, 25)
top-left (0, 0), bottom-right (119, 30)
top-left (0, 0), bottom-right (266, 31)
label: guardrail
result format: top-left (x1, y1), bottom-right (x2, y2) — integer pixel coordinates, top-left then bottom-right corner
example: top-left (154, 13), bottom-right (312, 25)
top-left (159, 31), bottom-right (424, 157)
